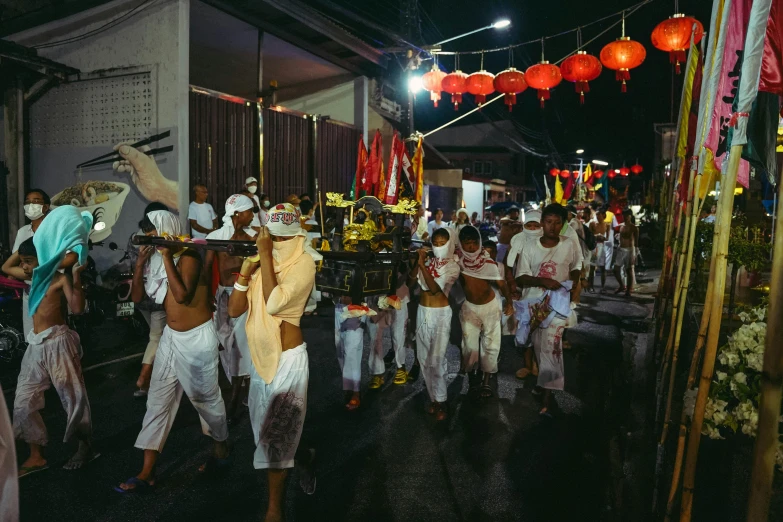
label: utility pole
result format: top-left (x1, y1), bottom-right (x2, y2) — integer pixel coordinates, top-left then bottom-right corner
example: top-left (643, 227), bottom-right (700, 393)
top-left (402, 0), bottom-right (422, 151)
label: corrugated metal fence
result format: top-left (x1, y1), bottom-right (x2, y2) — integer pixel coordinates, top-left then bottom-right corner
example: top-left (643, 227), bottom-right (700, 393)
top-left (190, 87), bottom-right (360, 213)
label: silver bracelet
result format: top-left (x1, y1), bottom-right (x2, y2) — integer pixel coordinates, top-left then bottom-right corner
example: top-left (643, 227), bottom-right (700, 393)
top-left (234, 282), bottom-right (249, 292)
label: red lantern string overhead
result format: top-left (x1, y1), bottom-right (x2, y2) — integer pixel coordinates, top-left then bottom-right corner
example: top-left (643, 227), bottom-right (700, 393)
top-left (561, 51), bottom-right (602, 105)
top-left (631, 162), bottom-right (644, 175)
top-left (560, 169), bottom-right (571, 178)
top-left (441, 70), bottom-right (469, 110)
top-left (594, 169), bottom-right (605, 179)
top-left (619, 166), bottom-right (630, 177)
top-left (466, 70), bottom-right (496, 105)
top-left (651, 14), bottom-right (704, 74)
top-left (422, 67), bottom-right (448, 107)
top-left (600, 14), bottom-right (646, 93)
top-left (494, 68), bottom-right (527, 112)
top-left (549, 168), bottom-right (561, 177)
top-left (608, 170), bottom-right (618, 179)
top-left (525, 62), bottom-right (562, 108)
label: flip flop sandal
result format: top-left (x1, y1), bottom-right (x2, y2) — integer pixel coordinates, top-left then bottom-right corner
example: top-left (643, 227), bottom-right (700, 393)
top-left (479, 384), bottom-right (494, 399)
top-left (393, 368), bottom-right (408, 385)
top-left (539, 408), bottom-right (554, 419)
top-left (114, 476), bottom-right (154, 494)
top-left (18, 464), bottom-right (49, 478)
top-left (345, 396), bottom-right (360, 411)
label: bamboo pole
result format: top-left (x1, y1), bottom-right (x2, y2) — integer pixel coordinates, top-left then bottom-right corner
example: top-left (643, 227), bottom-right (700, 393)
top-left (662, 172), bottom-right (701, 446)
top-left (665, 209), bottom-right (720, 522)
top-left (680, 147), bottom-right (741, 522)
top-left (656, 172), bottom-right (677, 314)
top-left (745, 163), bottom-right (783, 522)
top-left (656, 167), bottom-right (680, 320)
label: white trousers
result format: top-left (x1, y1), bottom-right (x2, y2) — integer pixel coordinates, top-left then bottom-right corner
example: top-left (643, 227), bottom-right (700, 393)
top-left (334, 305), bottom-right (366, 392)
top-left (214, 285), bottom-right (251, 379)
top-left (0, 395), bottom-right (18, 522)
top-left (367, 304), bottom-right (408, 375)
top-left (140, 309), bottom-right (166, 365)
top-left (21, 290), bottom-right (32, 342)
top-left (460, 298), bottom-right (502, 374)
top-left (135, 320), bottom-right (228, 452)
top-left (416, 306), bottom-right (452, 403)
top-left (13, 325), bottom-right (91, 446)
top-left (532, 315), bottom-right (567, 390)
top-left (249, 344), bottom-right (308, 470)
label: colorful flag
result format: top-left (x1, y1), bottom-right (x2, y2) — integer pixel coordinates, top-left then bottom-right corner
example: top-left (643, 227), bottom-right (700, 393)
top-left (543, 175), bottom-right (551, 204)
top-left (412, 137), bottom-right (425, 203)
top-left (354, 136), bottom-right (368, 200)
top-left (731, 0), bottom-right (778, 184)
top-left (563, 170), bottom-right (576, 201)
top-left (583, 164), bottom-right (592, 185)
top-left (368, 130), bottom-right (383, 198)
top-left (398, 146), bottom-right (415, 199)
top-left (676, 40), bottom-right (702, 161)
top-left (555, 174), bottom-right (564, 205)
top-left (703, 0), bottom-right (753, 187)
top-left (384, 133), bottom-right (404, 205)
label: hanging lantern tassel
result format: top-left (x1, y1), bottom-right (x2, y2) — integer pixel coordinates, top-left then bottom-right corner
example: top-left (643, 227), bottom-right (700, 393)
top-left (503, 93), bottom-right (517, 112)
top-left (575, 80), bottom-right (590, 105)
top-left (451, 93), bottom-right (463, 111)
top-left (671, 50), bottom-right (687, 74)
top-left (537, 88), bottom-right (550, 108)
top-left (616, 69), bottom-right (631, 92)
top-left (431, 91), bottom-right (441, 108)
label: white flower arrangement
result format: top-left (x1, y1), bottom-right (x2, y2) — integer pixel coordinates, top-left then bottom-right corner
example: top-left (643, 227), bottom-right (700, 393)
top-left (700, 304), bottom-right (783, 472)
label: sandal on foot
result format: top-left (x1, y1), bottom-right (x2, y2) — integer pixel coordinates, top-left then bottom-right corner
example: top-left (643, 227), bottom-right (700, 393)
top-left (426, 401), bottom-right (437, 415)
top-left (435, 404), bottom-right (448, 422)
top-left (114, 476), bottom-right (154, 494)
top-left (345, 396), bottom-right (360, 411)
top-left (515, 367), bottom-right (531, 380)
top-left (614, 286), bottom-right (626, 294)
top-left (479, 383), bottom-right (494, 399)
top-left (539, 407), bottom-right (553, 419)
top-left (199, 455), bottom-right (232, 475)
top-left (531, 386), bottom-right (544, 397)
top-left (368, 375), bottom-right (384, 389)
top-left (18, 464), bottom-right (49, 478)
top-left (393, 368), bottom-right (408, 385)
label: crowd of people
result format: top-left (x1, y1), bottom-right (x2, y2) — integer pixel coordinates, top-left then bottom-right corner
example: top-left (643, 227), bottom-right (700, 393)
top-left (0, 180), bottom-right (641, 521)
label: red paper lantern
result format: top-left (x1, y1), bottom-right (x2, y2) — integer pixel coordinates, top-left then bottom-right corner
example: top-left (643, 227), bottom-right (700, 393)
top-left (594, 169), bottom-right (605, 179)
top-left (493, 68), bottom-right (527, 112)
top-left (560, 169), bottom-right (571, 178)
top-left (441, 70), bottom-right (469, 110)
top-left (600, 37), bottom-right (646, 92)
top-left (560, 51), bottom-right (602, 104)
top-left (631, 163), bottom-right (644, 175)
top-left (466, 70), bottom-right (495, 105)
top-left (652, 14), bottom-right (704, 74)
top-left (422, 68), bottom-right (448, 107)
top-left (549, 168), bottom-right (561, 177)
top-left (525, 62), bottom-right (562, 108)
top-left (620, 166), bottom-right (630, 177)
top-left (608, 170), bottom-right (618, 179)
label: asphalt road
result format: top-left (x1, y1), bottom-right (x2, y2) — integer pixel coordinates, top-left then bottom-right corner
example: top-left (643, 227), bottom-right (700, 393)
top-left (4, 280), bottom-right (654, 522)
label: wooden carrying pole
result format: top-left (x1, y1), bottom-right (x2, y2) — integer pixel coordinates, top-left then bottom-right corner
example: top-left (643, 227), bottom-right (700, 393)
top-left (745, 163), bottom-right (783, 521)
top-left (680, 146), bottom-right (740, 522)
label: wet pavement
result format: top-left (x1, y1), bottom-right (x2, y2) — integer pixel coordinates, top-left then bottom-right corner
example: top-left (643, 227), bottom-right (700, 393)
top-left (4, 274), bottom-right (656, 522)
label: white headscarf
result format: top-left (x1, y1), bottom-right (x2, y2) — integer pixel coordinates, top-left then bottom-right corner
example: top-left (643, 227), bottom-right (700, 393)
top-left (208, 194), bottom-right (257, 241)
top-left (265, 203), bottom-right (322, 262)
top-left (523, 209), bottom-right (543, 238)
top-left (506, 210), bottom-right (542, 272)
top-left (452, 208), bottom-right (471, 233)
top-left (456, 226), bottom-right (502, 280)
top-left (144, 210), bottom-right (184, 304)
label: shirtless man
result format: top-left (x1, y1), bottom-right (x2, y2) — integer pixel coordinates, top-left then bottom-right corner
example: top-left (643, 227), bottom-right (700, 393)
top-left (589, 209), bottom-right (612, 292)
top-left (117, 210), bottom-right (229, 493)
top-left (228, 203), bottom-right (318, 521)
top-left (613, 209), bottom-right (639, 296)
top-left (13, 236), bottom-right (97, 476)
top-left (205, 194), bottom-right (257, 422)
top-left (456, 226), bottom-right (513, 398)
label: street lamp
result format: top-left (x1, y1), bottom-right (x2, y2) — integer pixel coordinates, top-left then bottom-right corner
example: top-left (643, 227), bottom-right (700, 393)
top-left (433, 19), bottom-right (512, 46)
top-left (576, 149), bottom-right (585, 154)
top-left (592, 159), bottom-right (609, 166)
top-left (408, 75), bottom-right (423, 93)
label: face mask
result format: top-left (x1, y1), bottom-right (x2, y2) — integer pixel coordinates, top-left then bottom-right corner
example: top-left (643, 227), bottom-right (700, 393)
top-left (271, 236), bottom-right (301, 265)
top-left (263, 200), bottom-right (271, 208)
top-left (432, 244), bottom-right (450, 259)
top-left (248, 185), bottom-right (258, 194)
top-left (524, 226), bottom-right (542, 238)
top-left (24, 204), bottom-right (44, 220)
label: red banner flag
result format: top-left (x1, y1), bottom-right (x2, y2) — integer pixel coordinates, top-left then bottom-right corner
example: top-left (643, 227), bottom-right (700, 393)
top-left (368, 130), bottom-right (383, 197)
top-left (384, 133), bottom-right (404, 205)
top-left (412, 137), bottom-right (424, 203)
top-left (354, 136), bottom-right (369, 199)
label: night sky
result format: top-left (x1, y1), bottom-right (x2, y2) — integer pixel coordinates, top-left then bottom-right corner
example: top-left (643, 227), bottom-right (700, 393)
top-left (318, 0), bottom-right (713, 182)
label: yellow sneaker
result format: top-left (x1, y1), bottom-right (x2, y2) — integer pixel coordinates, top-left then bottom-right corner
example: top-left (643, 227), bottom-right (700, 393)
top-left (393, 368), bottom-right (408, 385)
top-left (369, 375), bottom-right (385, 389)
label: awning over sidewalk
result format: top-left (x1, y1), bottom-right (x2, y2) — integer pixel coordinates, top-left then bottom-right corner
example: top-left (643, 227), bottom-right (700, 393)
top-left (424, 169), bottom-right (462, 189)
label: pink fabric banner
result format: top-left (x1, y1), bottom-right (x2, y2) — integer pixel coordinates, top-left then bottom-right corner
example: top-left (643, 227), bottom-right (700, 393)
top-left (704, 0), bottom-right (752, 187)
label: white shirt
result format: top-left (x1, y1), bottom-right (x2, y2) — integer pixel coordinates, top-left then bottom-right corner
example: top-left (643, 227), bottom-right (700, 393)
top-left (427, 220), bottom-right (447, 238)
top-left (259, 208), bottom-right (269, 226)
top-left (188, 201), bottom-right (217, 239)
top-left (515, 236), bottom-right (582, 299)
top-left (12, 224), bottom-right (34, 253)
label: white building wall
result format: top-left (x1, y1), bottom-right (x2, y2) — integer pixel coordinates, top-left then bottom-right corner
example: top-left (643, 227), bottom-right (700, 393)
top-left (283, 81), bottom-right (356, 126)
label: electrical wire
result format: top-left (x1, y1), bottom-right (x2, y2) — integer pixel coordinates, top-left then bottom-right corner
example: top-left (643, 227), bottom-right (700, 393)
top-left (33, 0), bottom-right (158, 49)
top-left (431, 0), bottom-right (654, 56)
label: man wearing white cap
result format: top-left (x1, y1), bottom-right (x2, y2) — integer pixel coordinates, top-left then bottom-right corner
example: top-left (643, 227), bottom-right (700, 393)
top-left (228, 202), bottom-right (320, 519)
top-left (205, 194), bottom-right (257, 422)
